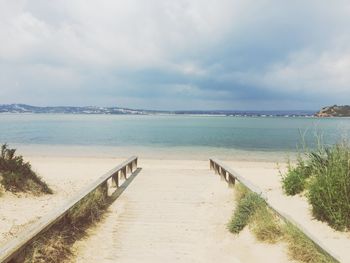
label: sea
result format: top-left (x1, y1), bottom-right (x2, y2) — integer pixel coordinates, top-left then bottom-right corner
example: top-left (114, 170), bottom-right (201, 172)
top-left (0, 114), bottom-right (349, 161)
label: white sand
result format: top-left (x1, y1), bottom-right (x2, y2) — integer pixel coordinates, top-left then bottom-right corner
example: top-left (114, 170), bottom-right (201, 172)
top-left (1, 154), bottom-right (349, 262)
top-left (73, 159), bottom-right (290, 263)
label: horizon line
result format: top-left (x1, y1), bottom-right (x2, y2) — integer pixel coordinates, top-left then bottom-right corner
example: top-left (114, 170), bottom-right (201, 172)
top-left (0, 103), bottom-right (318, 112)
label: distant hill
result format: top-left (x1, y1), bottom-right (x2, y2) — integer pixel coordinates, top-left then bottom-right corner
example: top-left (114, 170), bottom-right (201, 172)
top-left (315, 105), bottom-right (350, 117)
top-left (0, 104), bottom-right (148, 115)
top-left (0, 104), bottom-right (314, 117)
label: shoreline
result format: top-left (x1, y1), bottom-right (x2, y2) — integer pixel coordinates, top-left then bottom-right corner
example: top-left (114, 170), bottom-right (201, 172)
top-left (12, 143), bottom-right (296, 162)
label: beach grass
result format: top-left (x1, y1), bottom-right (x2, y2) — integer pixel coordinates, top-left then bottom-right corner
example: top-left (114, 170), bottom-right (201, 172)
top-left (250, 203), bottom-right (284, 244)
top-left (21, 184), bottom-right (107, 263)
top-left (228, 184), bottom-right (264, 234)
top-left (281, 157), bottom-right (310, 195)
top-left (281, 141), bottom-right (350, 231)
top-left (283, 223), bottom-right (336, 263)
top-left (229, 182), bottom-right (336, 263)
top-left (0, 144), bottom-right (52, 194)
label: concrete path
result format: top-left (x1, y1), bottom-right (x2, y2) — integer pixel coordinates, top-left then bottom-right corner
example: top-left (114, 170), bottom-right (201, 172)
top-left (74, 160), bottom-right (290, 263)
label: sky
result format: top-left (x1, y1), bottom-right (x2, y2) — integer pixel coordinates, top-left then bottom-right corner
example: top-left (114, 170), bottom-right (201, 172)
top-left (0, 0), bottom-right (350, 110)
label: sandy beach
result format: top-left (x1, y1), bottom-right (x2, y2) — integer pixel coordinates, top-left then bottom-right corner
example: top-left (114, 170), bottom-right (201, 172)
top-left (2, 0), bottom-right (350, 261)
top-left (1, 150), bottom-right (349, 262)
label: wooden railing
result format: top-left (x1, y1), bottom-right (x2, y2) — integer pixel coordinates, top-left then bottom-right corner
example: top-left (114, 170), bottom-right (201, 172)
top-left (210, 158), bottom-right (265, 197)
top-left (0, 156), bottom-right (138, 263)
top-left (209, 158), bottom-right (341, 263)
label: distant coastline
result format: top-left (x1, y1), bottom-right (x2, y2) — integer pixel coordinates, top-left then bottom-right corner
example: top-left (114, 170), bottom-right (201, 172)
top-left (0, 104), bottom-right (315, 117)
top-left (315, 105), bottom-right (350, 117)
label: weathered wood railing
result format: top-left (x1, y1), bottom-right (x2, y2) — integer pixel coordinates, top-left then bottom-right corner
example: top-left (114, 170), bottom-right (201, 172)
top-left (209, 158), bottom-right (341, 263)
top-left (0, 156), bottom-right (138, 263)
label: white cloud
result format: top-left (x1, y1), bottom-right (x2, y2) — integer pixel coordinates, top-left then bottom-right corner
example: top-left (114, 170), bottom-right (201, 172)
top-left (1, 0), bottom-right (350, 109)
top-left (0, 0), bottom-right (238, 68)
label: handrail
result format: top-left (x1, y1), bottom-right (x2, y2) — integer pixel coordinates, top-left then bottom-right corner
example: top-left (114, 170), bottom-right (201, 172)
top-left (209, 158), bottom-right (341, 263)
top-left (0, 156), bottom-right (138, 263)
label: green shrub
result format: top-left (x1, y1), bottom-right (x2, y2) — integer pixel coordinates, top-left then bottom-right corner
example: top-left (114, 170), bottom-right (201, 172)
top-left (0, 144), bottom-right (52, 194)
top-left (281, 158), bottom-right (311, 195)
top-left (281, 141), bottom-right (350, 231)
top-left (228, 185), bottom-right (265, 234)
top-left (307, 143), bottom-right (350, 230)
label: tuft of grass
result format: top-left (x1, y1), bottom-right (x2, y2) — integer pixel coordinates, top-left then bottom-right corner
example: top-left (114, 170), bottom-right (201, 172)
top-left (69, 184), bottom-right (108, 226)
top-left (228, 184), bottom-right (265, 234)
top-left (250, 204), bottom-right (284, 243)
top-left (18, 185), bottom-right (108, 262)
top-left (281, 157), bottom-right (311, 196)
top-left (0, 144), bottom-right (52, 194)
top-left (234, 183), bottom-right (250, 201)
top-left (231, 184), bottom-right (284, 243)
top-left (229, 184), bottom-right (336, 262)
top-left (24, 230), bottom-right (72, 263)
top-left (283, 223), bottom-right (336, 263)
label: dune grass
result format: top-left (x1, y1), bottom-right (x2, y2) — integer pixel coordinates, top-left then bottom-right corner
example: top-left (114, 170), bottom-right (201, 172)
top-left (228, 184), bottom-right (264, 234)
top-left (0, 144), bottom-right (52, 194)
top-left (229, 183), bottom-right (336, 263)
top-left (281, 142), bottom-right (350, 231)
top-left (281, 157), bottom-right (311, 196)
top-left (20, 184), bottom-right (108, 263)
top-left (250, 203), bottom-right (284, 244)
top-left (283, 223), bottom-right (336, 263)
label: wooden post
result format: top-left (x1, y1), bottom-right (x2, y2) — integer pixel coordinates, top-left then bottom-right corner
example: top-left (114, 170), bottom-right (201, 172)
top-left (214, 163), bottom-right (218, 174)
top-left (122, 166), bottom-right (127, 179)
top-left (133, 159), bottom-right (138, 171)
top-left (210, 160), bottom-right (213, 170)
top-left (228, 173), bottom-right (235, 188)
top-left (220, 167), bottom-right (226, 181)
top-left (112, 171), bottom-right (119, 187)
top-left (102, 181), bottom-right (109, 197)
top-left (131, 160), bottom-right (135, 172)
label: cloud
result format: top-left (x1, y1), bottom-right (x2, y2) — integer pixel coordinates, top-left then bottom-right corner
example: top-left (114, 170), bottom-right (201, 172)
top-left (0, 0), bottom-right (237, 67)
top-left (0, 0), bottom-right (350, 109)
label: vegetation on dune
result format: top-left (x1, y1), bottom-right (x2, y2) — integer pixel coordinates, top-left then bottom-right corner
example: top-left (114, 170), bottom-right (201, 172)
top-left (0, 144), bottom-right (52, 194)
top-left (250, 202), bottom-right (284, 244)
top-left (281, 157), bottom-right (311, 195)
top-left (229, 183), bottom-right (335, 263)
top-left (21, 185), bottom-right (108, 263)
top-left (229, 184), bottom-right (284, 243)
top-left (228, 184), bottom-right (265, 234)
top-left (283, 223), bottom-right (335, 263)
top-left (281, 141), bottom-right (350, 231)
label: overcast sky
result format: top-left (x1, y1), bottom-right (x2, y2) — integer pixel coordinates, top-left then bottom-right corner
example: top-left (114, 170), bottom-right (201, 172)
top-left (1, 0), bottom-right (350, 110)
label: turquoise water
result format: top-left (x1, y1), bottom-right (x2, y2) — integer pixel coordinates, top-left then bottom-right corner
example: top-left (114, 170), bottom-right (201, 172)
top-left (0, 114), bottom-right (349, 153)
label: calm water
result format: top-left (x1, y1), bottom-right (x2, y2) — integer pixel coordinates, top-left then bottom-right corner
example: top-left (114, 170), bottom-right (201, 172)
top-left (0, 114), bottom-right (349, 155)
